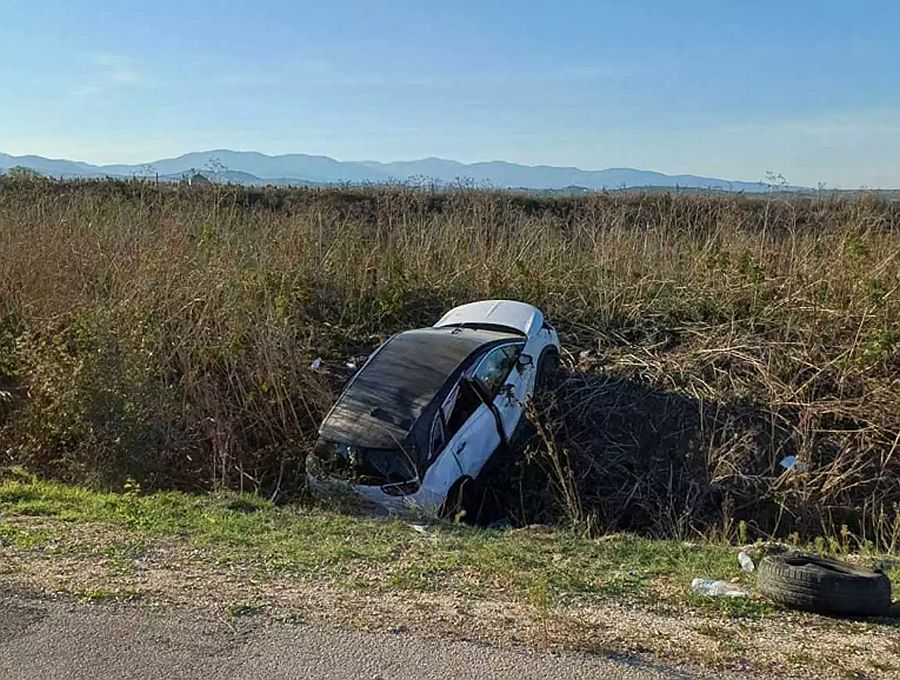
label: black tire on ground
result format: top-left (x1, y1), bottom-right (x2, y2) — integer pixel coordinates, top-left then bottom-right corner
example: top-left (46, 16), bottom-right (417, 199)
top-left (757, 553), bottom-right (892, 617)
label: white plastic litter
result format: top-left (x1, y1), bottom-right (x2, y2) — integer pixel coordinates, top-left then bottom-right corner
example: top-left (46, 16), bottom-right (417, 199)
top-left (310, 357), bottom-right (325, 373)
top-left (691, 578), bottom-right (749, 598)
top-left (408, 523), bottom-right (429, 535)
top-left (738, 551), bottom-right (755, 572)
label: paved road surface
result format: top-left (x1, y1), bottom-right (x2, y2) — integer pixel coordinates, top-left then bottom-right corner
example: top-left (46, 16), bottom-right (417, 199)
top-left (0, 591), bottom-right (746, 680)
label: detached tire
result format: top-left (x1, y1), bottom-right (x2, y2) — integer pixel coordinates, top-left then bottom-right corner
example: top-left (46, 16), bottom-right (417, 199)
top-left (758, 553), bottom-right (892, 617)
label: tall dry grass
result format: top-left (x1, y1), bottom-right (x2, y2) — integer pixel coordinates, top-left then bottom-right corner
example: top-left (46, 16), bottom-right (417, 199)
top-left (0, 179), bottom-right (898, 546)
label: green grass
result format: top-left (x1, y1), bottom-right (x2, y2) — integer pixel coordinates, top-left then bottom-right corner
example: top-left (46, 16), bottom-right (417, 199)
top-left (225, 601), bottom-right (268, 617)
top-left (3, 477), bottom-right (868, 619)
top-left (0, 523), bottom-right (50, 549)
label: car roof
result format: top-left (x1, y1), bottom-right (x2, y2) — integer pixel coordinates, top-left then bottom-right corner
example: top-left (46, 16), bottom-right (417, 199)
top-left (319, 326), bottom-right (520, 451)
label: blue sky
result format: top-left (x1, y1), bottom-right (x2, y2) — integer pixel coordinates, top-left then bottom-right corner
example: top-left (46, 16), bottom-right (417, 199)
top-left (2, 1), bottom-right (898, 187)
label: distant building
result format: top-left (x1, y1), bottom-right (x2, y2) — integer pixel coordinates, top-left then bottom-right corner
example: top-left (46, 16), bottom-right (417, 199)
top-left (188, 173), bottom-right (211, 186)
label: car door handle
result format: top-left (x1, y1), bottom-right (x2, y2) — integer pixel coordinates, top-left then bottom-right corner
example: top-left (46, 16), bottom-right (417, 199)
top-left (501, 384), bottom-right (518, 405)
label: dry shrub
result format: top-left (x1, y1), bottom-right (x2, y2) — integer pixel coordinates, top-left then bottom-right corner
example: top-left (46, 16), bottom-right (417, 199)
top-left (0, 179), bottom-right (897, 546)
top-left (517, 312), bottom-right (900, 548)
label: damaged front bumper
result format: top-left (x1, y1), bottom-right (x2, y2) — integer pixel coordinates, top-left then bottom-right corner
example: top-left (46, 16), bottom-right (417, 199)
top-left (307, 474), bottom-right (442, 517)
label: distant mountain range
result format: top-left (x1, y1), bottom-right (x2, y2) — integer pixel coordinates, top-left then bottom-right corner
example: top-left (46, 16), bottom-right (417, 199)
top-left (0, 149), bottom-right (782, 192)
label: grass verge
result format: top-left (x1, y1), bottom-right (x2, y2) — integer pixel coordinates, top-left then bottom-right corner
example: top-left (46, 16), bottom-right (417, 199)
top-left (0, 478), bottom-right (763, 610)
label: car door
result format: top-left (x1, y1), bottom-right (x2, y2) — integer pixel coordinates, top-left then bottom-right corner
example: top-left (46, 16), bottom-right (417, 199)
top-left (446, 400), bottom-right (501, 480)
top-left (472, 342), bottom-right (527, 441)
top-left (420, 378), bottom-right (501, 499)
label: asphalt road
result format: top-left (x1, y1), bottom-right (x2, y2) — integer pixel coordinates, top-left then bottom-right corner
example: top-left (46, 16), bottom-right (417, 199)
top-left (0, 591), bottom-right (746, 680)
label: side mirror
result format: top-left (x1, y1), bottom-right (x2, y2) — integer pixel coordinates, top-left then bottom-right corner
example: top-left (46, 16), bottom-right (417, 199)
top-left (516, 354), bottom-right (534, 372)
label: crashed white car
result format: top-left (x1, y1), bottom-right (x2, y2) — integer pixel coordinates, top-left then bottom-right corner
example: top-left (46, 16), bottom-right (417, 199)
top-left (307, 300), bottom-right (561, 517)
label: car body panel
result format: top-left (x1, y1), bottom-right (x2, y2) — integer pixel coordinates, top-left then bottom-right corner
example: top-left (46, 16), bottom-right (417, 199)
top-left (442, 398), bottom-right (502, 480)
top-left (493, 349), bottom-right (534, 439)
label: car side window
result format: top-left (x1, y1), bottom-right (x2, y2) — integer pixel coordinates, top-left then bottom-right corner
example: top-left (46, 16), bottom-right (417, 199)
top-left (443, 379), bottom-right (483, 439)
top-left (473, 344), bottom-right (522, 399)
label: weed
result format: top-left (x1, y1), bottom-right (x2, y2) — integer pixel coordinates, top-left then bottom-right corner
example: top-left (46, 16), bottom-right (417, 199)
top-left (226, 602), bottom-right (267, 617)
top-left (275, 612), bottom-right (305, 625)
top-left (0, 524), bottom-right (49, 549)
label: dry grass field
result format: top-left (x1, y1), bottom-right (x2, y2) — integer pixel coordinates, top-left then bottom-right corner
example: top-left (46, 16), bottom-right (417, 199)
top-left (1, 178), bottom-right (898, 549)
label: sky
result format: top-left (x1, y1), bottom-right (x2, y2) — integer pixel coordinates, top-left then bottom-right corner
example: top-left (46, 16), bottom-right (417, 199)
top-left (1, 1), bottom-right (899, 188)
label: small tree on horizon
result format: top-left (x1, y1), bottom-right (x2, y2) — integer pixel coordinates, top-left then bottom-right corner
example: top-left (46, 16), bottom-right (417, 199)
top-left (6, 166), bottom-right (45, 181)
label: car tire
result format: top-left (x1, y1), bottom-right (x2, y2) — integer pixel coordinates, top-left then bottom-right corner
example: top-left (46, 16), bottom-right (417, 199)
top-left (535, 348), bottom-right (561, 390)
top-left (758, 553), bottom-right (892, 617)
top-left (440, 476), bottom-right (479, 523)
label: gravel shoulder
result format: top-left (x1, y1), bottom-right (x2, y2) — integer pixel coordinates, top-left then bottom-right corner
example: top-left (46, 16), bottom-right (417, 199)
top-left (1, 589), bottom-right (751, 680)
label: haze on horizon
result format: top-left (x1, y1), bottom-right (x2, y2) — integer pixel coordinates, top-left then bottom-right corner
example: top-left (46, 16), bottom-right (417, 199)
top-left (2, 1), bottom-right (899, 189)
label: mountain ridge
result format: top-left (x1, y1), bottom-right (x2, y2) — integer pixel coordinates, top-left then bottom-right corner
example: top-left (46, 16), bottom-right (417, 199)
top-left (0, 149), bottom-right (781, 192)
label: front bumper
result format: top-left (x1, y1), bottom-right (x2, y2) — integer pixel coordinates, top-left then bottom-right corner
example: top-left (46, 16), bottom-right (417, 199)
top-left (307, 474), bottom-right (438, 517)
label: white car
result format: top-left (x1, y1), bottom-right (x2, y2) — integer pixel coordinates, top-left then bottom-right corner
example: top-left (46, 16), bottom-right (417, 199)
top-left (307, 300), bottom-right (561, 518)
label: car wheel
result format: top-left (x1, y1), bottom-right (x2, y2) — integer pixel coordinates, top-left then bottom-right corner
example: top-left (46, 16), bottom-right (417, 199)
top-left (440, 476), bottom-right (479, 523)
top-left (535, 348), bottom-right (561, 390)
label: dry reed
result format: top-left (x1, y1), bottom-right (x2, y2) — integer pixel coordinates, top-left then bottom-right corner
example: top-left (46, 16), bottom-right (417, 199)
top-left (0, 179), bottom-right (897, 547)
